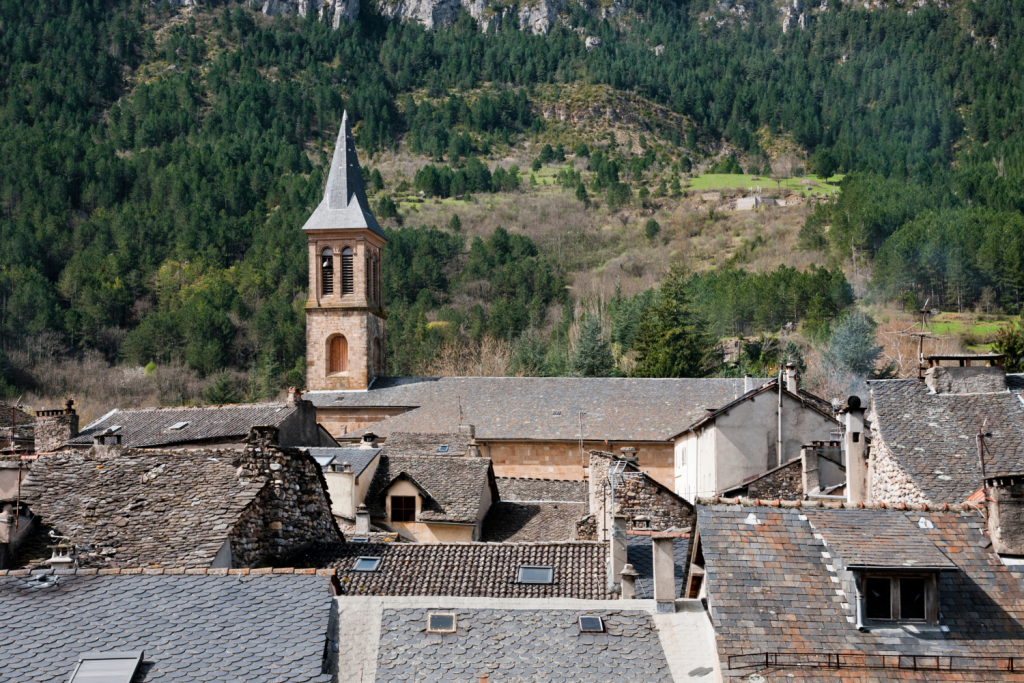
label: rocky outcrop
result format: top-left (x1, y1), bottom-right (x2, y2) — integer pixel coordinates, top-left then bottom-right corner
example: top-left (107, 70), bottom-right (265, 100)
top-left (374, 0), bottom-right (567, 33)
top-left (257, 0), bottom-right (359, 25)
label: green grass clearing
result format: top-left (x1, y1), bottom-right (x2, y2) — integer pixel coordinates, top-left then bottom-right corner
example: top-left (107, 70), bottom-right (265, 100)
top-left (686, 173), bottom-right (843, 196)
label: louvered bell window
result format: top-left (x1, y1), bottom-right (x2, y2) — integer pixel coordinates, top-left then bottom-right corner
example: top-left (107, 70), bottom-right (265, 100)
top-left (341, 248), bottom-right (354, 295)
top-left (321, 248), bottom-right (334, 296)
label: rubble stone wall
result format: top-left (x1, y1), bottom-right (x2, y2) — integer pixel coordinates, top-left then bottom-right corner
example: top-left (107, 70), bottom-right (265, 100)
top-left (869, 438), bottom-right (929, 506)
top-left (588, 451), bottom-right (694, 541)
top-left (230, 435), bottom-right (343, 567)
top-left (35, 414), bottom-right (79, 453)
top-left (746, 459), bottom-right (803, 500)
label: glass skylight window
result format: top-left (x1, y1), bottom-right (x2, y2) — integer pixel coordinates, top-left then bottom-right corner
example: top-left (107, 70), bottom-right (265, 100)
top-left (426, 613), bottom-right (457, 633)
top-left (437, 445), bottom-right (450, 453)
top-left (169, 421), bottom-right (189, 430)
top-left (517, 565), bottom-right (554, 584)
top-left (350, 536), bottom-right (369, 543)
top-left (353, 556), bottom-right (382, 572)
top-left (68, 651), bottom-right (143, 683)
top-left (578, 616), bottom-right (604, 633)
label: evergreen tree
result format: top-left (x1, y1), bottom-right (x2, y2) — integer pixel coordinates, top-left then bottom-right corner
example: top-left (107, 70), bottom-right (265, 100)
top-left (645, 219), bottom-right (661, 240)
top-left (570, 315), bottom-right (614, 377)
top-left (204, 372), bottom-right (242, 405)
top-left (575, 182), bottom-right (590, 207)
top-left (632, 266), bottom-right (717, 378)
top-left (822, 313), bottom-right (893, 378)
top-left (448, 214), bottom-right (462, 233)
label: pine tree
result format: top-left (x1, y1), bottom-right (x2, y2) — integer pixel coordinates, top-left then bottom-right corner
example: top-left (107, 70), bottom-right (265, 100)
top-left (570, 315), bottom-right (614, 377)
top-left (632, 266), bottom-right (716, 378)
top-left (575, 182), bottom-right (590, 207)
top-left (204, 371), bottom-right (242, 404)
top-left (822, 313), bottom-right (893, 378)
top-left (448, 213), bottom-right (462, 232)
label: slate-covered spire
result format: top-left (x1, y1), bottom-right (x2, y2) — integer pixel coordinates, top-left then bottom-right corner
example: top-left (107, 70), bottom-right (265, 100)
top-left (301, 111), bottom-right (385, 238)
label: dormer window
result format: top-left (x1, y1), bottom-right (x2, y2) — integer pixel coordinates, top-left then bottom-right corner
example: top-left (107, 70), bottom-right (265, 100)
top-left (321, 248), bottom-right (334, 296)
top-left (391, 495), bottom-right (416, 522)
top-left (863, 575), bottom-right (932, 622)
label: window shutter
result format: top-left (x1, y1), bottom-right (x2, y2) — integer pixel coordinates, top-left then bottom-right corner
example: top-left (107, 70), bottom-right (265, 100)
top-left (321, 248), bottom-right (334, 296)
top-left (341, 248), bottom-right (354, 294)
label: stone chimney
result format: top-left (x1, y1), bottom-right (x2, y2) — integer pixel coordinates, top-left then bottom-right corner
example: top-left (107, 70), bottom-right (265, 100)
top-left (359, 432), bottom-right (379, 449)
top-left (785, 362), bottom-right (798, 394)
top-left (287, 386), bottom-right (303, 404)
top-left (652, 535), bottom-right (676, 613)
top-left (460, 425), bottom-right (481, 457)
top-left (608, 515), bottom-right (628, 589)
top-left (986, 474), bottom-right (1024, 555)
top-left (355, 503), bottom-right (371, 535)
top-left (843, 396), bottom-right (869, 504)
top-left (619, 563), bottom-right (638, 600)
top-left (34, 399), bottom-right (79, 453)
top-left (925, 365), bottom-right (1006, 395)
top-left (801, 443), bottom-right (820, 496)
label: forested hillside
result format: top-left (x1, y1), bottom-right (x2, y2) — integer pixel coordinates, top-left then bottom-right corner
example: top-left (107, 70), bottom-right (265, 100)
top-left (1, 0), bottom-right (1023, 409)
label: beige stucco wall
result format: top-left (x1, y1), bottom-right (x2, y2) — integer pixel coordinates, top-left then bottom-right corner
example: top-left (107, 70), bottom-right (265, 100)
top-left (484, 440), bottom-right (674, 488)
top-left (675, 391), bottom-right (838, 502)
top-left (324, 451), bottom-right (381, 520)
top-left (0, 462), bottom-right (28, 502)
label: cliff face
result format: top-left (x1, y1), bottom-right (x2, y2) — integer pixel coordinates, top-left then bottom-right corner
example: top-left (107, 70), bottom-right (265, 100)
top-left (250, 0), bottom-right (581, 33)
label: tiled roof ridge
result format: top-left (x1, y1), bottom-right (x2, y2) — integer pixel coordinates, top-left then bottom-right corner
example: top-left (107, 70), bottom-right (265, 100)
top-left (96, 401), bottom-right (289, 414)
top-left (0, 567), bottom-right (333, 576)
top-left (697, 495), bottom-right (984, 512)
top-left (496, 476), bottom-right (578, 482)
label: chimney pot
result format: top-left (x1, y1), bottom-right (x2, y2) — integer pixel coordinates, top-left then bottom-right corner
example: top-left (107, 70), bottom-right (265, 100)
top-left (785, 362), bottom-right (798, 393)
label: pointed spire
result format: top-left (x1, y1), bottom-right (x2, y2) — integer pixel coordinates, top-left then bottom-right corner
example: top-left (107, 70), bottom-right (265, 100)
top-left (301, 111), bottom-right (385, 239)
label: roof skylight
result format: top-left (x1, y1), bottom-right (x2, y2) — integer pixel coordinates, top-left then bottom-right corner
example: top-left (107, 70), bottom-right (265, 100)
top-left (578, 616), bottom-right (604, 633)
top-left (169, 421), bottom-right (189, 430)
top-left (350, 536), bottom-right (369, 543)
top-left (353, 556), bottom-right (382, 572)
top-left (437, 445), bottom-right (450, 453)
top-left (426, 613), bottom-right (457, 633)
top-left (68, 651), bottom-right (143, 683)
top-left (517, 565), bottom-right (554, 584)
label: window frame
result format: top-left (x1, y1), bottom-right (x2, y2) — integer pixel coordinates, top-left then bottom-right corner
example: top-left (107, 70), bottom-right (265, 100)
top-left (390, 495), bottom-right (417, 523)
top-left (426, 612), bottom-right (458, 634)
top-left (68, 651), bottom-right (144, 683)
top-left (517, 565), bottom-right (555, 584)
top-left (321, 247), bottom-right (334, 297)
top-left (860, 572), bottom-right (938, 624)
top-left (577, 616), bottom-right (605, 633)
top-left (352, 556), bottom-right (382, 572)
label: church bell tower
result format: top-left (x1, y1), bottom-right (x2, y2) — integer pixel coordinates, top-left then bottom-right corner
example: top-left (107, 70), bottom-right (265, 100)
top-left (303, 112), bottom-right (386, 391)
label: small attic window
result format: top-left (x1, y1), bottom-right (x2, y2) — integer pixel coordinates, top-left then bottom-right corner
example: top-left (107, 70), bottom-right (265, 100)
top-left (169, 421), bottom-right (189, 430)
top-left (107, 425), bottom-right (122, 434)
top-left (350, 536), bottom-right (369, 543)
top-left (578, 616), bottom-right (604, 633)
top-left (437, 445), bottom-right (450, 453)
top-left (353, 556), bottom-right (382, 572)
top-left (68, 651), bottom-right (143, 683)
top-left (426, 613), bottom-right (457, 633)
top-left (517, 565), bottom-right (554, 584)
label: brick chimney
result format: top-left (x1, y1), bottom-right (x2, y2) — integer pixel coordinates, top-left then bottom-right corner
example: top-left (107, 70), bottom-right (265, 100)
top-left (986, 474), bottom-right (1024, 555)
top-left (843, 396), bottom-right (869, 504)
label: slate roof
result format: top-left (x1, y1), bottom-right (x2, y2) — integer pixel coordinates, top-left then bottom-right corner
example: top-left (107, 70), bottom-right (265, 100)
top-left (365, 455), bottom-right (496, 523)
top-left (698, 504), bottom-right (1024, 682)
top-left (382, 431), bottom-right (472, 457)
top-left (308, 446), bottom-right (380, 477)
top-left (626, 534), bottom-right (691, 600)
top-left (16, 450), bottom-right (264, 569)
top-left (869, 378), bottom-right (1024, 502)
top-left (804, 508), bottom-right (956, 570)
top-left (301, 112), bottom-right (384, 239)
top-left (0, 573), bottom-right (330, 682)
top-left (308, 376), bottom-right (769, 441)
top-left (481, 501), bottom-right (587, 542)
top-left (496, 476), bottom-right (588, 502)
top-left (68, 403), bottom-right (297, 448)
top-left (0, 403), bottom-right (32, 428)
top-left (283, 541), bottom-right (615, 599)
top-left (375, 608), bottom-right (672, 683)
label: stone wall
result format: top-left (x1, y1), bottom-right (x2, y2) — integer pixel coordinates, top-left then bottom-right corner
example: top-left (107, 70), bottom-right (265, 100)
top-left (574, 513), bottom-right (597, 541)
top-left (869, 437), bottom-right (929, 506)
top-left (745, 459), bottom-right (803, 500)
top-left (588, 451), bottom-right (694, 542)
top-left (35, 413), bottom-right (79, 453)
top-left (229, 430), bottom-right (343, 567)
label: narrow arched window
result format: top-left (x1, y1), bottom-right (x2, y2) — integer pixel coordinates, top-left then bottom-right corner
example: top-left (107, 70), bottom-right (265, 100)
top-left (341, 248), bottom-right (354, 295)
top-left (365, 254), bottom-right (371, 301)
top-left (321, 248), bottom-right (334, 296)
top-left (328, 335), bottom-right (348, 374)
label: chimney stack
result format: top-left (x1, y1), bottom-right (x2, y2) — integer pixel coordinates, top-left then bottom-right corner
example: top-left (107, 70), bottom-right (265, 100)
top-left (619, 563), bottom-right (638, 600)
top-left (843, 396), bottom-right (869, 504)
top-left (460, 425), bottom-right (481, 457)
top-left (287, 387), bottom-right (303, 404)
top-left (785, 362), bottom-right (798, 394)
top-left (986, 474), bottom-right (1024, 555)
top-left (652, 535), bottom-right (676, 613)
top-left (801, 444), bottom-right (820, 496)
top-left (355, 503), bottom-right (371, 535)
top-left (744, 374), bottom-right (753, 393)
